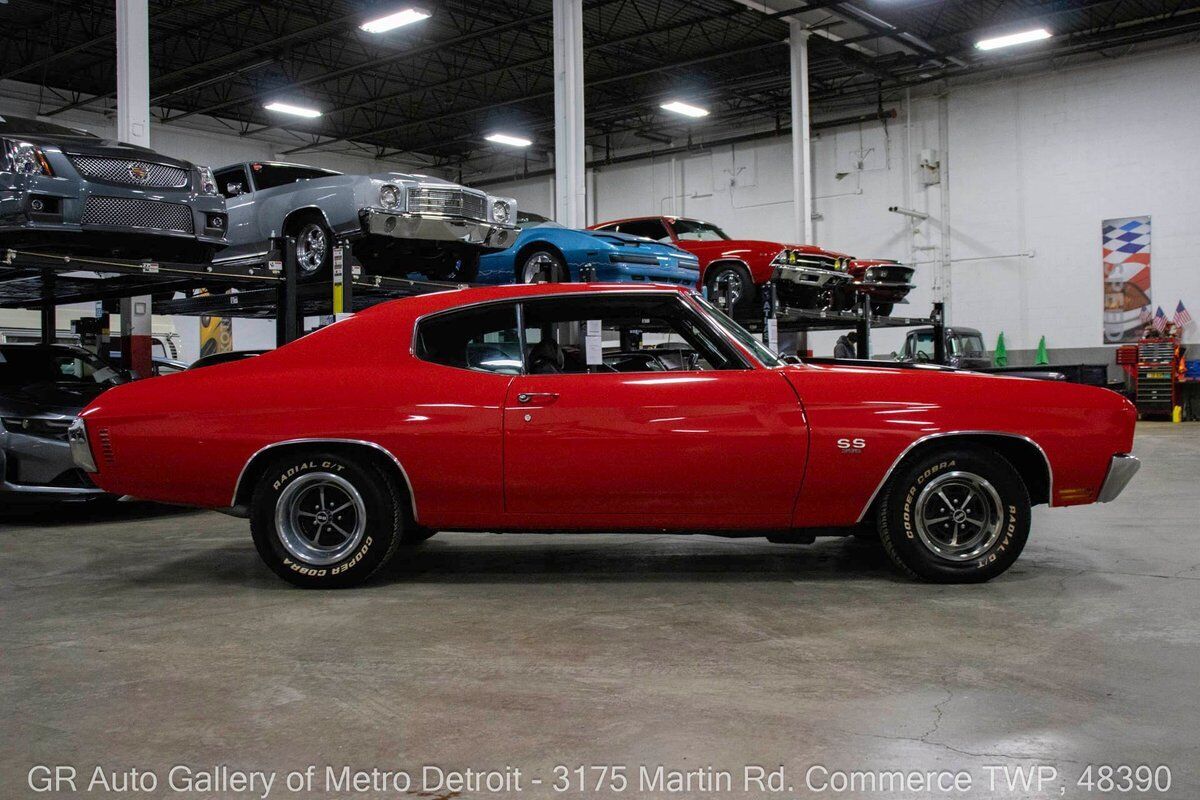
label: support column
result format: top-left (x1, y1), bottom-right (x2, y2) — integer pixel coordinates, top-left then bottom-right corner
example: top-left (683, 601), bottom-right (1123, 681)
top-left (789, 22), bottom-right (814, 245)
top-left (552, 0), bottom-right (586, 229)
top-left (40, 270), bottom-right (56, 344)
top-left (116, 0), bottom-right (153, 377)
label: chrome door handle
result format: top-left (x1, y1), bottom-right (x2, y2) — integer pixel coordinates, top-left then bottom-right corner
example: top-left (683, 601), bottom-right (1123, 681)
top-left (517, 392), bottom-right (559, 404)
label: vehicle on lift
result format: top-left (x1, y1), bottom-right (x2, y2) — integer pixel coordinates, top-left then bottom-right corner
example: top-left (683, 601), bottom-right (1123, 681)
top-left (0, 114), bottom-right (227, 262)
top-left (836, 258), bottom-right (916, 317)
top-left (74, 283), bottom-right (1139, 588)
top-left (211, 161), bottom-right (517, 281)
top-left (589, 215), bottom-right (853, 315)
top-left (897, 326), bottom-right (991, 370)
top-left (475, 211), bottom-right (699, 288)
top-left (1, 343), bottom-right (126, 502)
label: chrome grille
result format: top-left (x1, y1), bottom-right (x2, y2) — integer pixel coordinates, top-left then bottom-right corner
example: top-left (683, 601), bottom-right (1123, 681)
top-left (772, 250), bottom-right (842, 271)
top-left (408, 187), bottom-right (487, 221)
top-left (81, 196), bottom-right (194, 233)
top-left (69, 156), bottom-right (190, 188)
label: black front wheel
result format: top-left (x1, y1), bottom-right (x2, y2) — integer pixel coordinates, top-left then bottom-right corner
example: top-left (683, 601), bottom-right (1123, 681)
top-left (250, 451), bottom-right (404, 588)
top-left (876, 447), bottom-right (1031, 583)
top-left (871, 300), bottom-right (895, 317)
top-left (705, 263), bottom-right (755, 315)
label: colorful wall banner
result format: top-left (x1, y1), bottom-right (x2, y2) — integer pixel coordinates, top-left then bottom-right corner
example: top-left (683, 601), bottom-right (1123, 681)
top-left (1103, 216), bottom-right (1151, 343)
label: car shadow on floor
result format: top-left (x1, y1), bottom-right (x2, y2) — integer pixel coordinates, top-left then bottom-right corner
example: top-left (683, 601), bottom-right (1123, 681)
top-left (0, 500), bottom-right (202, 528)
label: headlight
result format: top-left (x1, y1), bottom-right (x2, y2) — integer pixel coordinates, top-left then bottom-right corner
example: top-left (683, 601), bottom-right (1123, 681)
top-left (379, 184), bottom-right (401, 209)
top-left (491, 199), bottom-right (511, 224)
top-left (198, 165), bottom-right (218, 195)
top-left (3, 139), bottom-right (53, 176)
top-left (68, 418), bottom-right (98, 473)
top-left (2, 416), bottom-right (73, 439)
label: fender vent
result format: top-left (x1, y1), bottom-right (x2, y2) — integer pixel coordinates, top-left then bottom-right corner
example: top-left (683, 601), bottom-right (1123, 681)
top-left (97, 428), bottom-right (116, 465)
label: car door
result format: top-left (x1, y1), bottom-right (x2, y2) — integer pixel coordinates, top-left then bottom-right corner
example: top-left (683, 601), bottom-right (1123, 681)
top-left (502, 292), bottom-right (807, 529)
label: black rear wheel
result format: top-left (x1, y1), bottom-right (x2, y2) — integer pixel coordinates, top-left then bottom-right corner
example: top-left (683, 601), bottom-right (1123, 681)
top-left (876, 447), bottom-right (1030, 583)
top-left (517, 247), bottom-right (567, 283)
top-left (287, 216), bottom-right (333, 281)
top-left (250, 451), bottom-right (404, 588)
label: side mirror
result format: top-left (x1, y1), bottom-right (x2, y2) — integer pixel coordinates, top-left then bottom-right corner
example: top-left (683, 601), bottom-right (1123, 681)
top-left (782, 355), bottom-right (802, 365)
top-left (890, 351), bottom-right (899, 360)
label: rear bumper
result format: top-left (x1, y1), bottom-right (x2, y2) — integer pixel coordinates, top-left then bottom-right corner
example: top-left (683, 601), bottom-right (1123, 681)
top-left (1097, 453), bottom-right (1140, 503)
top-left (591, 260), bottom-right (700, 288)
top-left (361, 209), bottom-right (516, 251)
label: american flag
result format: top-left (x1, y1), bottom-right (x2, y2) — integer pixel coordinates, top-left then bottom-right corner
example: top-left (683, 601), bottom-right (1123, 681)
top-left (1174, 300), bottom-right (1193, 329)
top-left (1140, 306), bottom-right (1153, 324)
top-left (1152, 306), bottom-right (1168, 333)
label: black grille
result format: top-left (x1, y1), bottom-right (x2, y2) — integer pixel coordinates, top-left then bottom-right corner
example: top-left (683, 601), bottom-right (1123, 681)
top-left (864, 266), bottom-right (914, 284)
top-left (408, 187), bottom-right (487, 221)
top-left (69, 156), bottom-right (190, 188)
top-left (81, 196), bottom-right (194, 233)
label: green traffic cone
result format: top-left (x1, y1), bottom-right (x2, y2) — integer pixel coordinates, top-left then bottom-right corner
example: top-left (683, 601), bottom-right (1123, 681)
top-left (1035, 336), bottom-right (1049, 366)
top-left (994, 332), bottom-right (1008, 367)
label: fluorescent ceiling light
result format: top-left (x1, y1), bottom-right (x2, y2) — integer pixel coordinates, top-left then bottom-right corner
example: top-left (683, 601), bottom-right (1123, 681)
top-left (975, 28), bottom-right (1052, 51)
top-left (485, 133), bottom-right (532, 147)
top-left (263, 102), bottom-right (322, 118)
top-left (360, 7), bottom-right (431, 34)
top-left (660, 101), bottom-right (709, 118)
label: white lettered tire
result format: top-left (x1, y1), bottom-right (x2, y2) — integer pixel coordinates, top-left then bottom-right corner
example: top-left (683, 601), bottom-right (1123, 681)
top-left (250, 452), bottom-right (403, 588)
top-left (876, 447), bottom-right (1031, 583)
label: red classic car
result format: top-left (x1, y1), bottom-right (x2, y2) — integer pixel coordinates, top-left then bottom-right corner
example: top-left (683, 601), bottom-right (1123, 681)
top-left (836, 258), bottom-right (917, 316)
top-left (69, 283), bottom-right (1139, 588)
top-left (589, 216), bottom-right (853, 315)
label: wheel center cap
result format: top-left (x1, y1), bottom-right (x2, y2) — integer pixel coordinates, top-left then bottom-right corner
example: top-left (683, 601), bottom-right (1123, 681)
top-left (952, 509), bottom-right (968, 524)
top-left (315, 511), bottom-right (330, 525)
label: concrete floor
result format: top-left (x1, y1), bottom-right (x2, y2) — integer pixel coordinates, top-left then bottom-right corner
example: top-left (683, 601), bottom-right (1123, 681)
top-left (1, 421), bottom-right (1197, 799)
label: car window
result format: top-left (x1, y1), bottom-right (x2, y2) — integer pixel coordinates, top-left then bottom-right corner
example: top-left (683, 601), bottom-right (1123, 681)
top-left (671, 219), bottom-right (730, 241)
top-left (214, 166), bottom-right (250, 198)
top-left (954, 334), bottom-right (986, 356)
top-left (249, 164), bottom-right (341, 191)
top-left (691, 295), bottom-right (783, 367)
top-left (519, 294), bottom-right (745, 374)
top-left (911, 332), bottom-right (936, 359)
top-left (604, 219), bottom-right (671, 242)
top-left (0, 347), bottom-right (122, 388)
top-left (415, 304), bottom-right (523, 375)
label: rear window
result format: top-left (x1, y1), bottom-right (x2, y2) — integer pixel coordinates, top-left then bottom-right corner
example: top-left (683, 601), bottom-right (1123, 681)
top-left (250, 163), bottom-right (340, 191)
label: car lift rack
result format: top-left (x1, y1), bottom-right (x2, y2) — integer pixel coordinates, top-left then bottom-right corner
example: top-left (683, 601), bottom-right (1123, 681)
top-left (1, 236), bottom-right (944, 362)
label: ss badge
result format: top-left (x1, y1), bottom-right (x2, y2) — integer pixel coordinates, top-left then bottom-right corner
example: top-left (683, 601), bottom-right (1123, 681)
top-left (837, 437), bottom-right (867, 454)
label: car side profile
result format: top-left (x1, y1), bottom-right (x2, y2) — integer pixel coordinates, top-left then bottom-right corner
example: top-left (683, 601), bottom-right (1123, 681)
top-left (0, 114), bottom-right (227, 262)
top-left (72, 283), bottom-right (1139, 588)
top-left (590, 215), bottom-right (853, 314)
top-left (475, 211), bottom-right (699, 288)
top-left (211, 161), bottom-right (517, 280)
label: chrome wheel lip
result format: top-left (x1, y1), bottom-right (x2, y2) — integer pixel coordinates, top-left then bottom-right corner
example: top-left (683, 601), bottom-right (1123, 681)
top-left (913, 470), bottom-right (1004, 562)
top-left (296, 223), bottom-right (328, 276)
top-left (275, 472), bottom-right (366, 566)
top-left (521, 252), bottom-right (557, 283)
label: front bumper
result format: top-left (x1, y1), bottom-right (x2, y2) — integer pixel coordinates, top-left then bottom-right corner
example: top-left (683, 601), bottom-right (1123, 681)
top-left (361, 209), bottom-right (516, 251)
top-left (1097, 453), bottom-right (1140, 503)
top-left (0, 430), bottom-right (105, 501)
top-left (773, 263), bottom-right (854, 289)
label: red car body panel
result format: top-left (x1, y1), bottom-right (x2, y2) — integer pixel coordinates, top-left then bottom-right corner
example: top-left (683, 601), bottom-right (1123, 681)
top-left (588, 216), bottom-right (851, 286)
top-left (78, 283), bottom-right (1136, 532)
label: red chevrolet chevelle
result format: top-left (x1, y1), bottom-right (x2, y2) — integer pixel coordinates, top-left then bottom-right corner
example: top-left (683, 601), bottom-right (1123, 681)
top-left (69, 283), bottom-right (1138, 588)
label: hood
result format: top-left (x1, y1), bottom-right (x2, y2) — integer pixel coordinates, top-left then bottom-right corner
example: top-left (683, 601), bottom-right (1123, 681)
top-left (37, 136), bottom-right (196, 168)
top-left (370, 172), bottom-right (466, 188)
top-left (0, 380), bottom-right (112, 417)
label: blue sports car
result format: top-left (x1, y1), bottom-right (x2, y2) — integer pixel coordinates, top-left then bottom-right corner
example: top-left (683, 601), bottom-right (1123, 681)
top-left (475, 212), bottom-right (700, 287)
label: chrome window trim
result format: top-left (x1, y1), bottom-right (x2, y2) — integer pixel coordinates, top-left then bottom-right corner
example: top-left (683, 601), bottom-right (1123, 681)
top-left (231, 438), bottom-right (420, 522)
top-left (854, 430), bottom-right (1055, 523)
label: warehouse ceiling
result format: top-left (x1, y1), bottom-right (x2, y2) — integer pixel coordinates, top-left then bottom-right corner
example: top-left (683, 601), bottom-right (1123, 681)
top-left (4, 0), bottom-right (1200, 175)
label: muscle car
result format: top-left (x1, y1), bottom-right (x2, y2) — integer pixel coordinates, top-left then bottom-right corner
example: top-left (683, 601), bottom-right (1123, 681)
top-left (0, 114), bottom-right (227, 262)
top-left (589, 215), bottom-right (853, 315)
top-left (836, 258), bottom-right (916, 316)
top-left (71, 283), bottom-right (1139, 588)
top-left (475, 211), bottom-right (699, 288)
top-left (211, 161), bottom-right (517, 281)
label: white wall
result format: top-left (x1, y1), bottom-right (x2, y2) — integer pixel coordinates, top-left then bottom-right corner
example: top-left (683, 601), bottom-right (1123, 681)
top-left (486, 43), bottom-right (1200, 360)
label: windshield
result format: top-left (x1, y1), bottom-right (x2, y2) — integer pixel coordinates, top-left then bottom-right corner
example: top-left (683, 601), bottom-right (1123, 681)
top-left (0, 346), bottom-right (124, 389)
top-left (672, 219), bottom-right (730, 242)
top-left (250, 163), bottom-right (341, 191)
top-left (516, 212), bottom-right (557, 230)
top-left (0, 115), bottom-right (98, 138)
top-left (693, 295), bottom-right (783, 367)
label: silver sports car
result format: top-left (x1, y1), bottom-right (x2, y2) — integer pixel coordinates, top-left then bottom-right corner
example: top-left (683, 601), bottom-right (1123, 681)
top-left (0, 114), bottom-right (227, 262)
top-left (212, 161), bottom-right (517, 280)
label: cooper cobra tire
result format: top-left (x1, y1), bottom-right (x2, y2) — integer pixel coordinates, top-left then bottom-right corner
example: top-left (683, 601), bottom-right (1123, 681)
top-left (876, 447), bottom-right (1030, 583)
top-left (250, 452), bottom-right (404, 588)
